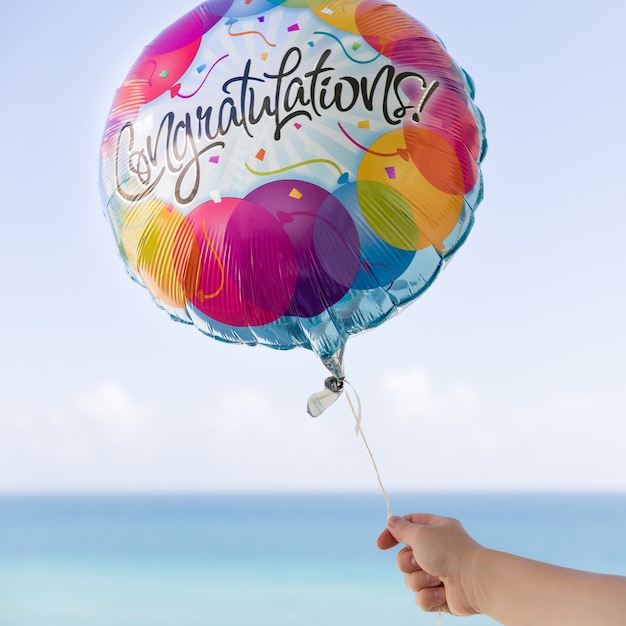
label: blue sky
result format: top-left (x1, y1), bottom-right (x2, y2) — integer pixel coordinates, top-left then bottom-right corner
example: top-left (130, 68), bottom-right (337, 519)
top-left (1, 0), bottom-right (625, 495)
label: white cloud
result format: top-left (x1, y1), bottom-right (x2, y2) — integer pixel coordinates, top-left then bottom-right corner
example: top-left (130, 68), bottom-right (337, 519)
top-left (72, 381), bottom-right (154, 441)
top-left (507, 391), bottom-right (597, 437)
top-left (182, 386), bottom-right (361, 492)
top-left (1, 370), bottom-right (624, 494)
top-left (373, 368), bottom-right (626, 492)
top-left (0, 381), bottom-right (158, 491)
top-left (490, 390), bottom-right (626, 490)
top-left (382, 368), bottom-right (480, 422)
top-left (208, 389), bottom-right (279, 435)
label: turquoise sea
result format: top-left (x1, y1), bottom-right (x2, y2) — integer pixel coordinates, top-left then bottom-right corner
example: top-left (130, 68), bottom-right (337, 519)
top-left (1, 494), bottom-right (625, 626)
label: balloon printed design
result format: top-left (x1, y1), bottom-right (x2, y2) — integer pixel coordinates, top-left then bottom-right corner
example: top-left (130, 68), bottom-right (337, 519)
top-left (100, 0), bottom-right (487, 372)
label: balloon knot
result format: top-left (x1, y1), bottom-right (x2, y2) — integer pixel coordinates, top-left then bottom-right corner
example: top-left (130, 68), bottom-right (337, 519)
top-left (324, 376), bottom-right (344, 393)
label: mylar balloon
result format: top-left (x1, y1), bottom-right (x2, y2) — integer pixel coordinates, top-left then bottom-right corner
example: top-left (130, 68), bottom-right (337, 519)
top-left (100, 0), bottom-right (486, 379)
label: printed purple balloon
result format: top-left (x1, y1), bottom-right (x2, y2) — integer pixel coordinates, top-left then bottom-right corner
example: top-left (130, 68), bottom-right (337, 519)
top-left (245, 181), bottom-right (360, 318)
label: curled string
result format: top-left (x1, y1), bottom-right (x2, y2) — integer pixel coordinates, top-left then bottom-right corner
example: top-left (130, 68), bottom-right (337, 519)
top-left (343, 380), bottom-right (392, 519)
top-left (312, 31), bottom-right (381, 64)
top-left (244, 158), bottom-right (345, 179)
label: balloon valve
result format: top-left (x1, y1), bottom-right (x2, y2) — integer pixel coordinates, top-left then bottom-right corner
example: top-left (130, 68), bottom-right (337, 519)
top-left (306, 376), bottom-right (345, 417)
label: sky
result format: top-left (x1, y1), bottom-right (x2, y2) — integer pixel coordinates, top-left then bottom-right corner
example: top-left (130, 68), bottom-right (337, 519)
top-left (1, 0), bottom-right (625, 496)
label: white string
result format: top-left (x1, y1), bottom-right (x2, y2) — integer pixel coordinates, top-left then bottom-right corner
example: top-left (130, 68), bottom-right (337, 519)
top-left (342, 382), bottom-right (439, 624)
top-left (343, 382), bottom-right (392, 519)
top-left (340, 382), bottom-right (439, 625)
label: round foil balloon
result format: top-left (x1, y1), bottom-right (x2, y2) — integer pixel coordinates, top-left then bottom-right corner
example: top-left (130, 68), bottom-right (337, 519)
top-left (100, 0), bottom-right (487, 372)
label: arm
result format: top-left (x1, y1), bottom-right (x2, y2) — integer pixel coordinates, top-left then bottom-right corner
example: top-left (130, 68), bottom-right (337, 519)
top-left (377, 514), bottom-right (626, 626)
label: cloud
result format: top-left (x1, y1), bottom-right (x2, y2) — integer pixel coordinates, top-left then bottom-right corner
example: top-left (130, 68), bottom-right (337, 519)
top-left (1, 370), bottom-right (624, 493)
top-left (382, 368), bottom-right (480, 422)
top-left (494, 390), bottom-right (625, 489)
top-left (503, 390), bottom-right (598, 445)
top-left (72, 381), bottom-right (154, 441)
top-left (0, 381), bottom-right (157, 490)
top-left (374, 368), bottom-right (626, 492)
top-left (207, 389), bottom-right (278, 435)
top-left (197, 387), bottom-right (343, 445)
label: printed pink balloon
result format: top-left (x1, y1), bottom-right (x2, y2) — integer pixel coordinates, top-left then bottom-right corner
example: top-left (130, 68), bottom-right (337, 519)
top-left (179, 196), bottom-right (297, 326)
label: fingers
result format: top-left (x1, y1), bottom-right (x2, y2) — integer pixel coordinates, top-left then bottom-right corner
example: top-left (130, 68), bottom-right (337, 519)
top-left (404, 565), bottom-right (442, 591)
top-left (396, 546), bottom-right (417, 572)
top-left (398, 546), bottom-right (441, 586)
top-left (376, 527), bottom-right (399, 550)
top-left (415, 586), bottom-right (447, 613)
top-left (378, 517), bottom-right (448, 614)
top-left (377, 514), bottom-right (441, 550)
top-left (401, 554), bottom-right (446, 613)
top-left (385, 514), bottom-right (430, 546)
top-left (401, 513), bottom-right (442, 526)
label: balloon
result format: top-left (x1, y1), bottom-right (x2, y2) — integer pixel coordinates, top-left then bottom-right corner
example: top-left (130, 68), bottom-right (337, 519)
top-left (100, 0), bottom-right (487, 378)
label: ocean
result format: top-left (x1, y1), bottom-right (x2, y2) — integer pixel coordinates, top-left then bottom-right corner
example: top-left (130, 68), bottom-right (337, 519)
top-left (0, 493), bottom-right (625, 626)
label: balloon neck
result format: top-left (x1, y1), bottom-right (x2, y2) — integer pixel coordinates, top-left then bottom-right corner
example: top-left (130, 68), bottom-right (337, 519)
top-left (321, 347), bottom-right (345, 380)
top-left (306, 348), bottom-right (346, 417)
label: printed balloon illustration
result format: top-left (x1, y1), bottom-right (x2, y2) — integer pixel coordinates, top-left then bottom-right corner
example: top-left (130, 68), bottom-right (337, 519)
top-left (100, 0), bottom-right (487, 380)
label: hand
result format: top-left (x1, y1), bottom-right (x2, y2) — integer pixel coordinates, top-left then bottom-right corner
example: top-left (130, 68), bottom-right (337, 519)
top-left (378, 512), bottom-right (626, 626)
top-left (377, 513), bottom-right (483, 616)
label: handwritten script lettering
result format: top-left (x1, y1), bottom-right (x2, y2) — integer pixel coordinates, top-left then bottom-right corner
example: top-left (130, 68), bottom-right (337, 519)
top-left (115, 47), bottom-right (438, 205)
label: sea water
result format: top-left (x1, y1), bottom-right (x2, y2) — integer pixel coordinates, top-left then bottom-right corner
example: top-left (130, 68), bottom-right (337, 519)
top-left (0, 493), bottom-right (625, 626)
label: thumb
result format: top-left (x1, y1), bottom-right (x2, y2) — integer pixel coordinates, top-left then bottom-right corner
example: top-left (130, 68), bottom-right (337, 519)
top-left (387, 514), bottom-right (419, 544)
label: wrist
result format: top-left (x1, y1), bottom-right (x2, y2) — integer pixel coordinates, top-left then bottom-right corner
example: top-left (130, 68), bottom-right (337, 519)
top-left (458, 543), bottom-right (492, 616)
